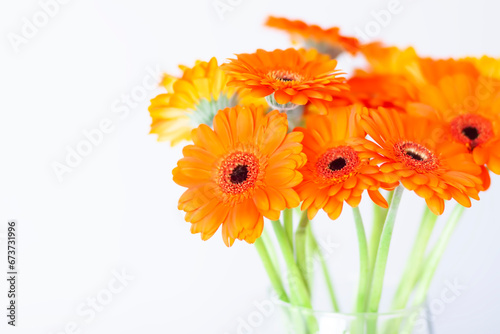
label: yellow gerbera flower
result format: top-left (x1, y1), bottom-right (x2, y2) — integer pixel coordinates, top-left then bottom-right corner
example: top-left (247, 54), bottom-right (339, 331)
top-left (463, 55), bottom-right (500, 79)
top-left (360, 42), bottom-right (425, 86)
top-left (148, 57), bottom-right (265, 146)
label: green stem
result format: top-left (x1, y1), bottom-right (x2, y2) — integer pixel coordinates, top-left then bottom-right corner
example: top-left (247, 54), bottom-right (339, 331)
top-left (255, 236), bottom-right (289, 302)
top-left (271, 220), bottom-right (312, 308)
top-left (261, 229), bottom-right (281, 280)
top-left (305, 225), bottom-right (315, 292)
top-left (412, 204), bottom-right (466, 306)
top-left (392, 206), bottom-right (438, 310)
top-left (272, 219), bottom-right (319, 334)
top-left (353, 207), bottom-right (369, 313)
top-left (295, 211), bottom-right (311, 294)
top-left (284, 209), bottom-right (294, 251)
top-left (307, 224), bottom-right (341, 312)
top-left (368, 186), bottom-right (404, 314)
top-left (368, 191), bottom-right (394, 280)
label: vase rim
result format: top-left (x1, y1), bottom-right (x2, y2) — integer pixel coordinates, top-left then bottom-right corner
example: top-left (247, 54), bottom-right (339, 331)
top-left (274, 298), bottom-right (425, 318)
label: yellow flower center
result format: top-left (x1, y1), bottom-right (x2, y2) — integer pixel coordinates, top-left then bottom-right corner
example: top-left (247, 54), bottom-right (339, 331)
top-left (268, 70), bottom-right (303, 83)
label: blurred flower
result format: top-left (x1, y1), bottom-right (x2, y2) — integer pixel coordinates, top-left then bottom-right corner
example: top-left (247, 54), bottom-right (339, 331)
top-left (360, 42), bottom-right (424, 85)
top-left (295, 105), bottom-right (397, 220)
top-left (221, 48), bottom-right (348, 114)
top-left (462, 55), bottom-right (500, 79)
top-left (301, 72), bottom-right (416, 116)
top-left (266, 16), bottom-right (361, 58)
top-left (173, 105), bottom-right (306, 246)
top-left (361, 45), bottom-right (500, 178)
top-left (148, 57), bottom-right (265, 146)
top-left (343, 73), bottom-right (418, 111)
top-left (360, 108), bottom-right (483, 215)
top-left (406, 59), bottom-right (500, 177)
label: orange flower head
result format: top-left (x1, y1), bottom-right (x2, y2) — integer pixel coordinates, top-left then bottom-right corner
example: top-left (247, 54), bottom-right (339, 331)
top-left (295, 105), bottom-right (398, 220)
top-left (266, 16), bottom-right (361, 58)
top-left (149, 57), bottom-right (267, 146)
top-left (361, 45), bottom-right (500, 179)
top-left (221, 48), bottom-right (348, 114)
top-left (406, 60), bottom-right (500, 177)
top-left (361, 108), bottom-right (484, 215)
top-left (173, 105), bottom-right (306, 246)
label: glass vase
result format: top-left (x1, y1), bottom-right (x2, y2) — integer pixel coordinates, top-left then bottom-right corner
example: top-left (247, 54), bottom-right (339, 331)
top-left (272, 299), bottom-right (433, 334)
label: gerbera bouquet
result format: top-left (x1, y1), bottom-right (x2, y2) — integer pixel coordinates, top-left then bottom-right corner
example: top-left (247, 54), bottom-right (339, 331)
top-left (148, 16), bottom-right (499, 334)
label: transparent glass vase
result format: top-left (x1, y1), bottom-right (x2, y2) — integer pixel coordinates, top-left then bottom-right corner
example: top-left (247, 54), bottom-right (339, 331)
top-left (273, 299), bottom-right (433, 334)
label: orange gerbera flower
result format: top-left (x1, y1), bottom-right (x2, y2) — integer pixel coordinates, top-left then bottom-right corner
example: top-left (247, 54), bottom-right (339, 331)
top-left (360, 108), bottom-right (483, 215)
top-left (406, 59), bottom-right (500, 177)
top-left (361, 45), bottom-right (500, 179)
top-left (266, 16), bottom-right (361, 58)
top-left (173, 105), bottom-right (306, 246)
top-left (295, 106), bottom-right (397, 220)
top-left (221, 48), bottom-right (348, 114)
top-left (149, 57), bottom-right (266, 146)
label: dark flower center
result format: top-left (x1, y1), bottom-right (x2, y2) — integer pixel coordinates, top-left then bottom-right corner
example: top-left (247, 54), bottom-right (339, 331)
top-left (279, 76), bottom-right (294, 82)
top-left (316, 146), bottom-right (360, 184)
top-left (405, 149), bottom-right (425, 161)
top-left (230, 165), bottom-right (249, 184)
top-left (394, 141), bottom-right (439, 173)
top-left (450, 114), bottom-right (494, 150)
top-left (462, 126), bottom-right (479, 140)
top-left (328, 157), bottom-right (347, 171)
top-left (218, 151), bottom-right (260, 197)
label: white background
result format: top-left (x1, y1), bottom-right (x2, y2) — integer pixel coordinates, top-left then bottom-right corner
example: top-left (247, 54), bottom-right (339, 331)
top-left (2, 0), bottom-right (500, 333)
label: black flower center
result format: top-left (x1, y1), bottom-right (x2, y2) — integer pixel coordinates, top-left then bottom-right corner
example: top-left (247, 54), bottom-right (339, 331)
top-left (405, 149), bottom-right (425, 161)
top-left (328, 157), bottom-right (347, 171)
top-left (230, 165), bottom-right (248, 184)
top-left (462, 126), bottom-right (479, 140)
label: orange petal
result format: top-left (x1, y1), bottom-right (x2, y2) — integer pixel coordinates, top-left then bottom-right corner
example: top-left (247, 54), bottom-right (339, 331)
top-left (265, 187), bottom-right (287, 212)
top-left (425, 196), bottom-right (445, 215)
top-left (472, 146), bottom-right (489, 165)
top-left (274, 90), bottom-right (292, 104)
top-left (368, 190), bottom-right (388, 208)
top-left (479, 166), bottom-right (491, 191)
top-left (414, 185), bottom-right (434, 199)
top-left (253, 188), bottom-right (270, 212)
top-left (291, 92), bottom-right (308, 105)
top-left (251, 87), bottom-right (274, 98)
top-left (324, 198), bottom-right (343, 220)
top-left (487, 155), bottom-right (500, 174)
top-left (345, 195), bottom-right (362, 207)
top-left (449, 187), bottom-right (472, 208)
